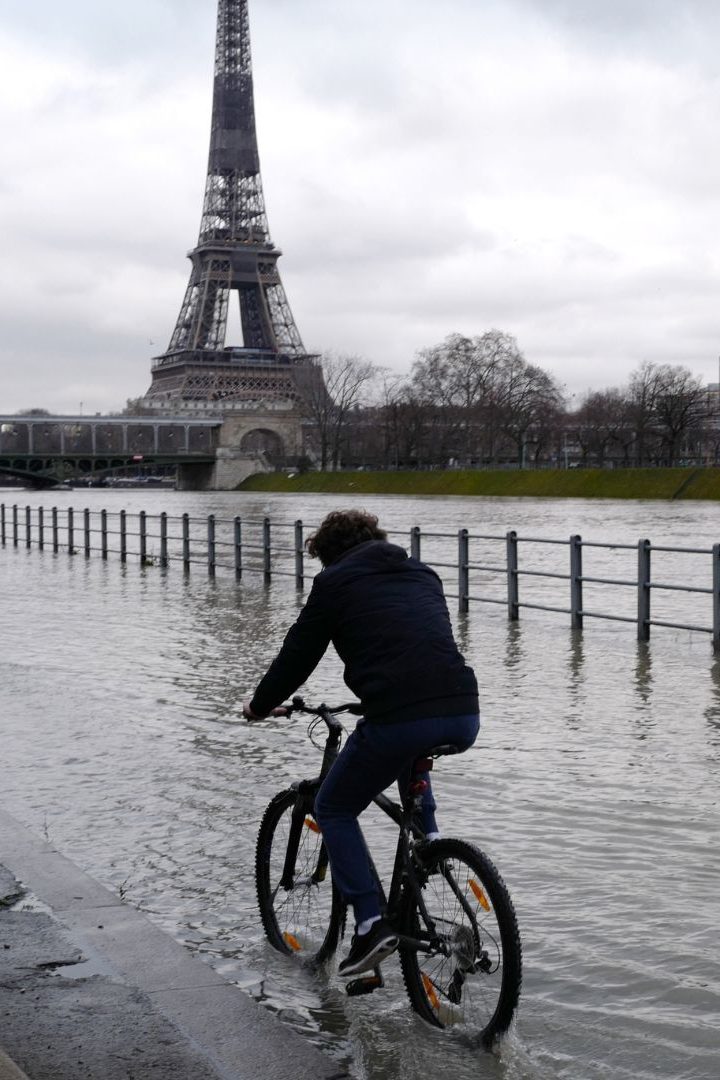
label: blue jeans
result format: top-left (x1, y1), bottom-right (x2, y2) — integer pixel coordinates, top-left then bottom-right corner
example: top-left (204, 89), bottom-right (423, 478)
top-left (314, 713), bottom-right (480, 924)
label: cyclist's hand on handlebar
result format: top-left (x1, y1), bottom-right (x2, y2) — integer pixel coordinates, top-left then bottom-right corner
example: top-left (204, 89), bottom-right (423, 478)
top-left (242, 701), bottom-right (288, 721)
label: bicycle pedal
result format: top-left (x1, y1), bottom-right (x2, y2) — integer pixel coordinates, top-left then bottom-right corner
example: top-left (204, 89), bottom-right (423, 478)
top-left (345, 970), bottom-right (385, 997)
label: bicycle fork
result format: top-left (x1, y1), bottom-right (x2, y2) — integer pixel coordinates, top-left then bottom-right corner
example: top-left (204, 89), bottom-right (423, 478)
top-left (280, 728), bottom-right (340, 893)
top-left (279, 781), bottom-right (329, 891)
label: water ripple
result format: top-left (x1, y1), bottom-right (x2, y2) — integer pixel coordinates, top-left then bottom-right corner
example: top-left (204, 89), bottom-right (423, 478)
top-left (2, 492), bottom-right (720, 1079)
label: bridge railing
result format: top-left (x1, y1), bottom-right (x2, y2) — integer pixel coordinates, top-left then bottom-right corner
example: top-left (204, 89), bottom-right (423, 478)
top-left (3, 502), bottom-right (720, 652)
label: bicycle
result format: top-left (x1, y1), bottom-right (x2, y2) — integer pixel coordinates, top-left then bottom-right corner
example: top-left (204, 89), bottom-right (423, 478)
top-left (254, 697), bottom-right (522, 1045)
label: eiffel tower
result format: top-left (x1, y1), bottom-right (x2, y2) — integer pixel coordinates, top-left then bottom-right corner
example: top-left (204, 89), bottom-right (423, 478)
top-left (145, 0), bottom-right (315, 412)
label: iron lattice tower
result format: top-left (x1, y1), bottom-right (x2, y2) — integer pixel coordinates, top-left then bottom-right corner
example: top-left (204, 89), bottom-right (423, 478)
top-left (146, 0), bottom-right (314, 409)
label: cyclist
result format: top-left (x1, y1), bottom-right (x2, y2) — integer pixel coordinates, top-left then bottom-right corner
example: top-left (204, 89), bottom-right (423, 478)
top-left (244, 509), bottom-right (479, 977)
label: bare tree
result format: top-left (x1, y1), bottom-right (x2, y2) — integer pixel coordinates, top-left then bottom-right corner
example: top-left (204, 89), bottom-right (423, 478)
top-left (626, 361), bottom-right (666, 465)
top-left (411, 330), bottom-right (522, 464)
top-left (651, 364), bottom-right (706, 465)
top-left (626, 361), bottom-right (706, 465)
top-left (572, 389), bottom-right (630, 466)
top-left (374, 372), bottom-right (411, 469)
top-left (494, 353), bottom-right (565, 467)
top-left (300, 352), bottom-right (379, 470)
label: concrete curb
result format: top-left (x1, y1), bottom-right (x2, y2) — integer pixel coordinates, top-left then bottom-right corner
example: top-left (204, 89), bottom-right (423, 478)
top-left (0, 1049), bottom-right (31, 1080)
top-left (0, 807), bottom-right (349, 1080)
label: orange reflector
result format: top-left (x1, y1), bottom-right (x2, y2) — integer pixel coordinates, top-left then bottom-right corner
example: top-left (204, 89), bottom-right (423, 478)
top-left (283, 932), bottom-right (302, 952)
top-left (470, 879), bottom-right (491, 911)
top-left (305, 817), bottom-right (321, 834)
top-left (422, 972), bottom-right (440, 1010)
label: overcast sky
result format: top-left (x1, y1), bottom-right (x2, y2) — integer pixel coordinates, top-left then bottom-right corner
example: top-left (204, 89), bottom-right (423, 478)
top-left (1, 0), bottom-right (720, 414)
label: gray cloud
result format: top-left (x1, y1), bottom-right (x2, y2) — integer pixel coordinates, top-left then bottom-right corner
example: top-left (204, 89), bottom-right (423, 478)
top-left (1, 0), bottom-right (719, 414)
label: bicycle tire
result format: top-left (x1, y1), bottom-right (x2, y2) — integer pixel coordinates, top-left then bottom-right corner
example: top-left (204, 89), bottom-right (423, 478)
top-left (398, 838), bottom-right (522, 1044)
top-left (255, 787), bottom-right (344, 964)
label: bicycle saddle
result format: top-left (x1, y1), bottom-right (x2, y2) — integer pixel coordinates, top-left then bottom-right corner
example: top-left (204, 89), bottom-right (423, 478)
top-left (413, 744), bottom-right (462, 774)
top-left (426, 743), bottom-right (462, 758)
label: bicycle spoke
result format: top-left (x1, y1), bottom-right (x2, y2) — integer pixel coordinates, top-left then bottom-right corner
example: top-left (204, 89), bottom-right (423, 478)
top-left (423, 860), bottom-right (498, 1020)
top-left (256, 789), bottom-right (342, 961)
top-left (399, 839), bottom-right (521, 1043)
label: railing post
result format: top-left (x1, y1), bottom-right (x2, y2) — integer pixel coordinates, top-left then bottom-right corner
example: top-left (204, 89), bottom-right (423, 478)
top-left (25, 505), bottom-right (31, 549)
top-left (52, 507), bottom-right (59, 553)
top-left (234, 516), bottom-right (242, 578)
top-left (570, 534), bottom-right (583, 630)
top-left (182, 513), bottom-right (190, 573)
top-left (101, 509), bottom-right (108, 559)
top-left (506, 530), bottom-right (519, 621)
top-left (120, 509), bottom-right (127, 564)
top-left (83, 508), bottom-right (91, 557)
top-left (207, 514), bottom-right (216, 577)
top-left (12, 504), bottom-right (18, 547)
top-left (38, 506), bottom-right (44, 551)
top-left (637, 539), bottom-right (651, 642)
top-left (67, 507), bottom-right (75, 555)
top-left (1, 503), bottom-right (6, 546)
top-left (159, 512), bottom-right (168, 568)
top-left (294, 519), bottom-right (304, 588)
top-left (139, 511), bottom-right (147, 564)
top-left (263, 517), bottom-right (272, 584)
top-left (458, 528), bottom-right (470, 614)
top-left (410, 526), bottom-right (421, 560)
top-left (713, 544), bottom-right (720, 654)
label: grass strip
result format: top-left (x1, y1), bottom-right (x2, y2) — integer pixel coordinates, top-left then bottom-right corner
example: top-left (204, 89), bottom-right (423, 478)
top-left (239, 467), bottom-right (720, 500)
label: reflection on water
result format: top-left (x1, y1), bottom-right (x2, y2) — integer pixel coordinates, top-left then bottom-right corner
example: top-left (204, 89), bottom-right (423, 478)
top-left (503, 623), bottom-right (525, 674)
top-left (1, 491), bottom-right (720, 1080)
top-left (565, 629), bottom-right (586, 724)
top-left (705, 660), bottom-right (720, 752)
top-left (634, 641), bottom-right (653, 706)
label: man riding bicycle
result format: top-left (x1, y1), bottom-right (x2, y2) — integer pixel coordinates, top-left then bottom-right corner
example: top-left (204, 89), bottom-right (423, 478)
top-left (244, 509), bottom-right (479, 977)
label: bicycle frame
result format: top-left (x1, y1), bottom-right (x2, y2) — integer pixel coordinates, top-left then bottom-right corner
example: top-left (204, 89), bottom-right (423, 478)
top-left (257, 697), bottom-right (522, 1039)
top-left (279, 704), bottom-right (342, 892)
top-left (371, 791), bottom-right (451, 960)
top-left (277, 699), bottom-right (479, 965)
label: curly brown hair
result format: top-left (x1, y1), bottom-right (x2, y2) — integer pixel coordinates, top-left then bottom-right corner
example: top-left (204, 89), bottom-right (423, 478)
top-left (306, 509), bottom-right (387, 566)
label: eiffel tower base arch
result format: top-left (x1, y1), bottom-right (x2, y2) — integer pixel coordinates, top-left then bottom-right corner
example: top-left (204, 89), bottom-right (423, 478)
top-left (176, 410), bottom-right (304, 490)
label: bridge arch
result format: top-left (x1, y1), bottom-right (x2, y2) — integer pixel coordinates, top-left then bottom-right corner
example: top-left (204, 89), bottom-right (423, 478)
top-left (239, 428), bottom-right (285, 460)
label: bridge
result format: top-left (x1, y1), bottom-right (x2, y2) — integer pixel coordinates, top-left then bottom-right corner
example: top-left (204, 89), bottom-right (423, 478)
top-left (0, 412), bottom-right (303, 489)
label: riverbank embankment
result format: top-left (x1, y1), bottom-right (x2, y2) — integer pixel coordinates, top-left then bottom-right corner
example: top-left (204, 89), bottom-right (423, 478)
top-left (239, 466), bottom-right (720, 500)
top-left (0, 808), bottom-right (347, 1080)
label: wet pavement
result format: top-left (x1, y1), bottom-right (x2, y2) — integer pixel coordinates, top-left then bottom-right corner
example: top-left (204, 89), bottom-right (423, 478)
top-left (0, 809), bottom-right (348, 1080)
top-left (3, 490), bottom-right (720, 1080)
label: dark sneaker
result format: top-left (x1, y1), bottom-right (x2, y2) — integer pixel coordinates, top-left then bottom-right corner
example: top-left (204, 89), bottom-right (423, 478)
top-left (338, 919), bottom-right (399, 977)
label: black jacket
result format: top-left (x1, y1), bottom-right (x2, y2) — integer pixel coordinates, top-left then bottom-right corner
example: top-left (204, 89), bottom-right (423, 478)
top-left (249, 540), bottom-right (478, 723)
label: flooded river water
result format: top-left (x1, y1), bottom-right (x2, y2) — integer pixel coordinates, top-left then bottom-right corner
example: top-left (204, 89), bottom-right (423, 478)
top-left (1, 489), bottom-right (719, 1079)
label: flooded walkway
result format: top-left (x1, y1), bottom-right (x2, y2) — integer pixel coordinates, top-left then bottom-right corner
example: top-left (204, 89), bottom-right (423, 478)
top-left (0, 809), bottom-right (347, 1080)
top-left (2, 489), bottom-right (719, 1079)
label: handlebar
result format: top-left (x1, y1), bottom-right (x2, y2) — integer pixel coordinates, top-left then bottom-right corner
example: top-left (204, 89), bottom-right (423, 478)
top-left (288, 696), bottom-right (363, 717)
top-left (246, 697), bottom-right (363, 737)
top-left (266, 697), bottom-right (362, 743)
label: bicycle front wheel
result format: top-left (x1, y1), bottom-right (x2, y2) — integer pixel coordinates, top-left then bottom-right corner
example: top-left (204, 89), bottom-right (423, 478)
top-left (255, 787), bottom-right (344, 964)
top-left (399, 838), bottom-right (522, 1044)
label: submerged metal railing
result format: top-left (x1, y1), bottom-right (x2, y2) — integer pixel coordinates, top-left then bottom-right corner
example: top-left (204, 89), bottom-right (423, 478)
top-left (2, 502), bottom-right (719, 651)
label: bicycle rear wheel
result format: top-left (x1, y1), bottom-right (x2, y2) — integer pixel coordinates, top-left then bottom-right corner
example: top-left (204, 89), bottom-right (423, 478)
top-left (255, 787), bottom-right (344, 963)
top-left (399, 838), bottom-right (522, 1045)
